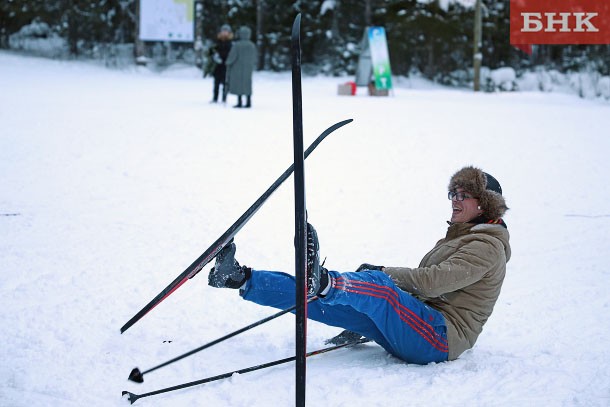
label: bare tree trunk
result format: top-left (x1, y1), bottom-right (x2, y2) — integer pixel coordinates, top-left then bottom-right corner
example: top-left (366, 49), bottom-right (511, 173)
top-left (425, 37), bottom-right (435, 78)
top-left (331, 0), bottom-right (341, 40)
top-left (134, 0), bottom-right (145, 63)
top-left (364, 0), bottom-right (372, 27)
top-left (65, 0), bottom-right (79, 56)
top-left (256, 0), bottom-right (265, 70)
top-left (473, 0), bottom-right (482, 91)
top-left (194, 0), bottom-right (204, 69)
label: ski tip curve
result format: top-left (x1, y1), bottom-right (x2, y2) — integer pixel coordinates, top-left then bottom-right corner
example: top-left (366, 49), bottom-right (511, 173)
top-left (331, 118), bottom-right (354, 131)
top-left (292, 13), bottom-right (302, 37)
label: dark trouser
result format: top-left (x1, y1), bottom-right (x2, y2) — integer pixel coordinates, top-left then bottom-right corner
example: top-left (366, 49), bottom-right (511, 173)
top-left (213, 78), bottom-right (226, 102)
top-left (241, 270), bottom-right (449, 365)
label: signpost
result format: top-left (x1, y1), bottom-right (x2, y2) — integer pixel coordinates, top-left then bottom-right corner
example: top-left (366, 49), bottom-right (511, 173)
top-left (355, 26), bottom-right (393, 95)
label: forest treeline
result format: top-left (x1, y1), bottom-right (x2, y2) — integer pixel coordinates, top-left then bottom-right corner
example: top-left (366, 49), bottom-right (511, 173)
top-left (2, 0), bottom-right (608, 83)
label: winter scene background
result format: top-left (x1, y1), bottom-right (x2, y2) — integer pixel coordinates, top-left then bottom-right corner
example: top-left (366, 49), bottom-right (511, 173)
top-left (1, 50), bottom-right (609, 406)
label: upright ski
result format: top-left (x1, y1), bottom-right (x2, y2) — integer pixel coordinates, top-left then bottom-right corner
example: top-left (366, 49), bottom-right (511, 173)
top-left (119, 118), bottom-right (352, 334)
top-left (291, 13), bottom-right (307, 407)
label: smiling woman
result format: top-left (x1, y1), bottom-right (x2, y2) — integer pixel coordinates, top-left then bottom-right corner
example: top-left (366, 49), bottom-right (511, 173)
top-left (448, 166), bottom-right (508, 224)
top-left (449, 188), bottom-right (481, 223)
top-left (208, 165), bottom-right (512, 364)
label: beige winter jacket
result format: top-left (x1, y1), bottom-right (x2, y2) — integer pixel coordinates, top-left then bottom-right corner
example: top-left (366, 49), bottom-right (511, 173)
top-left (383, 222), bottom-right (511, 360)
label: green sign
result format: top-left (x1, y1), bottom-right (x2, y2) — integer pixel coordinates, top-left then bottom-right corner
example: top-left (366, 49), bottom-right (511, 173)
top-left (368, 27), bottom-right (393, 90)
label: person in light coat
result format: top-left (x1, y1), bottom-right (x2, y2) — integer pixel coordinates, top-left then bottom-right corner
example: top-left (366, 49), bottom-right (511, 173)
top-left (208, 166), bottom-right (510, 364)
top-left (226, 26), bottom-right (257, 108)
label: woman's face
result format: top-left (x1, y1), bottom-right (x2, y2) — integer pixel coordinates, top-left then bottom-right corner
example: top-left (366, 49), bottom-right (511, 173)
top-left (450, 187), bottom-right (483, 223)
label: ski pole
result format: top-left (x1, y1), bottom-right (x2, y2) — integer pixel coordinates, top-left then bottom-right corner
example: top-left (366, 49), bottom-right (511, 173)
top-left (122, 337), bottom-right (371, 404)
top-left (128, 297), bottom-right (319, 383)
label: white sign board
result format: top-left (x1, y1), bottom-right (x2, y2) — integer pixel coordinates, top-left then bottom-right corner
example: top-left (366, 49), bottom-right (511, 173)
top-left (355, 27), bottom-right (393, 90)
top-left (139, 0), bottom-right (194, 42)
top-left (368, 27), bottom-right (393, 90)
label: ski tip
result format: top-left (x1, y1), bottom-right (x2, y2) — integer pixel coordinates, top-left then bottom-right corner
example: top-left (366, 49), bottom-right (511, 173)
top-left (329, 118), bottom-right (354, 133)
top-left (292, 13), bottom-right (301, 36)
top-left (128, 368), bottom-right (144, 383)
top-left (333, 118), bottom-right (353, 129)
top-left (122, 391), bottom-right (138, 404)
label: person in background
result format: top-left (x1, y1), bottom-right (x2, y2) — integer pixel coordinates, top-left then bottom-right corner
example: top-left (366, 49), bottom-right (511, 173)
top-left (208, 24), bottom-right (233, 104)
top-left (207, 166), bottom-right (510, 365)
top-left (226, 26), bottom-right (257, 108)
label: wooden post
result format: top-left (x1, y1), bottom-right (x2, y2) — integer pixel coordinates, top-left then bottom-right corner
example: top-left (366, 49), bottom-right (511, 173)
top-left (134, 0), bottom-right (146, 64)
top-left (194, 0), bottom-right (204, 69)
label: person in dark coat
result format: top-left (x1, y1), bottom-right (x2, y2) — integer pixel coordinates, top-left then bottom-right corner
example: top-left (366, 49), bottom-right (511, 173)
top-left (209, 24), bottom-right (233, 103)
top-left (226, 26), bottom-right (257, 108)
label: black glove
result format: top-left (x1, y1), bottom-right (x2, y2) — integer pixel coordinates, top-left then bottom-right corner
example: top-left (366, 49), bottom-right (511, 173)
top-left (355, 263), bottom-right (384, 272)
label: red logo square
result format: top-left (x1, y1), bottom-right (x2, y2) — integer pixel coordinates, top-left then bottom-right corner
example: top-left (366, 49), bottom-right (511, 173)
top-left (510, 0), bottom-right (610, 45)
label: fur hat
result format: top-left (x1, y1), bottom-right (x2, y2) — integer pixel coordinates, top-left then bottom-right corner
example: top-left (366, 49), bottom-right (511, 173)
top-left (448, 166), bottom-right (508, 220)
top-left (217, 25), bottom-right (234, 41)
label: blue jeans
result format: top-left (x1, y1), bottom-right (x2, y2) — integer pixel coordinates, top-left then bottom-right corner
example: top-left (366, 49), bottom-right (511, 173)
top-left (241, 270), bottom-right (449, 365)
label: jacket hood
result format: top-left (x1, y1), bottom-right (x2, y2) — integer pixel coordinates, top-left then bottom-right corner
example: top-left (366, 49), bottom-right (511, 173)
top-left (238, 26), bottom-right (252, 40)
top-left (471, 223), bottom-right (511, 261)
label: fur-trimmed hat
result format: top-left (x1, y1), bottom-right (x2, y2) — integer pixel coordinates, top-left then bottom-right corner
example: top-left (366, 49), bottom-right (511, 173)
top-left (217, 24), bottom-right (234, 41)
top-left (448, 166), bottom-right (508, 220)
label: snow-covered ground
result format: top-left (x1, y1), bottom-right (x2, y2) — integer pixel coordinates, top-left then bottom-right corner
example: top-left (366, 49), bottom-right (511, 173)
top-left (1, 51), bottom-right (609, 406)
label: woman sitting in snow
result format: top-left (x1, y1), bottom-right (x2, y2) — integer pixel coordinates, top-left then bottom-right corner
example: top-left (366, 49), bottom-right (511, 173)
top-left (208, 166), bottom-right (510, 364)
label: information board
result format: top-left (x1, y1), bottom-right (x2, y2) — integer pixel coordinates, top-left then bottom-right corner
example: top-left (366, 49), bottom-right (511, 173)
top-left (139, 0), bottom-right (194, 42)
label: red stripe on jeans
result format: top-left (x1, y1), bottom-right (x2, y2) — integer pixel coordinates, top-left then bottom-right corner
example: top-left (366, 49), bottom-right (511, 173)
top-left (347, 279), bottom-right (447, 344)
top-left (333, 276), bottom-right (448, 352)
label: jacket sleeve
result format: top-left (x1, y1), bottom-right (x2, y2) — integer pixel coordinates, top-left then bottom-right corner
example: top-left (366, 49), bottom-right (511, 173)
top-left (382, 237), bottom-right (503, 298)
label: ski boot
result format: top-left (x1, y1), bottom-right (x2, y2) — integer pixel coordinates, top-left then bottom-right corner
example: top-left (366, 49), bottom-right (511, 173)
top-left (208, 242), bottom-right (251, 289)
top-left (325, 329), bottom-right (366, 346)
top-left (306, 223), bottom-right (328, 296)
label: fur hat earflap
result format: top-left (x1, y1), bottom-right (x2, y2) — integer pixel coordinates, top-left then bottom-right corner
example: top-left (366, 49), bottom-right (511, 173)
top-left (449, 166), bottom-right (508, 220)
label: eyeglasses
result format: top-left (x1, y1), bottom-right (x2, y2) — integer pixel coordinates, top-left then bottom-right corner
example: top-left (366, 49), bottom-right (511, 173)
top-left (448, 191), bottom-right (475, 201)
